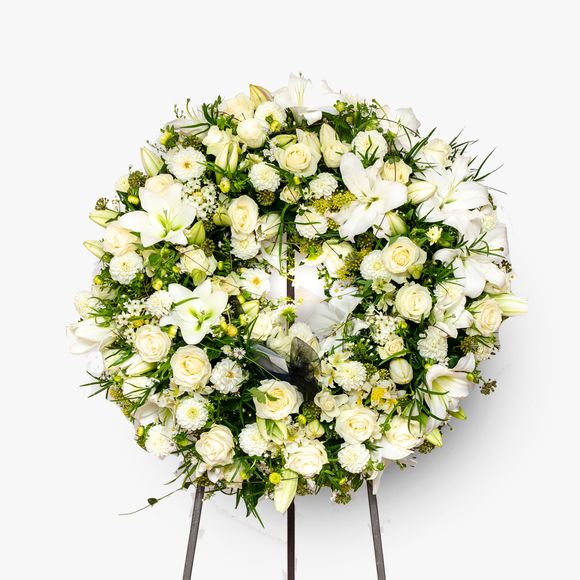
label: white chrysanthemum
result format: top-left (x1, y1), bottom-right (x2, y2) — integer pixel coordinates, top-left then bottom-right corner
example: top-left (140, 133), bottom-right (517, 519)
top-left (417, 326), bottom-right (448, 363)
top-left (473, 339), bottom-right (495, 362)
top-left (240, 268), bottom-right (271, 297)
top-left (145, 290), bottom-right (172, 317)
top-left (309, 172), bottom-right (338, 199)
top-left (109, 251), bottom-right (144, 284)
top-left (360, 250), bottom-right (390, 281)
top-left (210, 359), bottom-right (247, 394)
top-left (426, 225), bottom-right (442, 245)
top-left (176, 397), bottom-right (209, 431)
top-left (239, 423), bottom-right (269, 457)
top-left (145, 425), bottom-right (175, 458)
top-left (352, 130), bottom-right (388, 159)
top-left (249, 162), bottom-right (281, 192)
top-left (334, 361), bottom-right (367, 392)
top-left (295, 207), bottom-right (328, 239)
top-left (231, 234), bottom-right (261, 259)
top-left (338, 443), bottom-right (370, 473)
top-left (254, 101), bottom-right (287, 125)
top-left (166, 147), bottom-right (206, 181)
top-left (74, 291), bottom-right (98, 319)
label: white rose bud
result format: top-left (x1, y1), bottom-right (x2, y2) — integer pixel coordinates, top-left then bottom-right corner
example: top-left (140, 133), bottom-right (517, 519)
top-left (195, 424), bottom-right (235, 466)
top-left (471, 297), bottom-right (503, 336)
top-left (389, 358), bottom-right (413, 385)
top-left (215, 141), bottom-right (239, 173)
top-left (419, 138), bottom-right (452, 168)
top-left (237, 118), bottom-right (269, 148)
top-left (407, 181), bottom-right (437, 204)
top-left (279, 185), bottom-right (302, 204)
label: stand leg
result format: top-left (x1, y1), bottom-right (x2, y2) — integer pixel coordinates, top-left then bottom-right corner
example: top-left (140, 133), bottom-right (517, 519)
top-left (182, 485), bottom-right (205, 580)
top-left (287, 501), bottom-right (295, 580)
top-left (367, 481), bottom-right (386, 580)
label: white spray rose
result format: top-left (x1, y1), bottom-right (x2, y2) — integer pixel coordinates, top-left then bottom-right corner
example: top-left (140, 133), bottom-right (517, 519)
top-left (395, 283), bottom-right (433, 322)
top-left (314, 391), bottom-right (349, 422)
top-left (133, 324), bottom-right (172, 363)
top-left (285, 440), bottom-right (328, 478)
top-left (253, 379), bottom-right (303, 420)
top-left (379, 415), bottom-right (423, 460)
top-left (382, 237), bottom-right (426, 280)
top-left (319, 124), bottom-right (350, 168)
top-left (170, 345), bottom-right (212, 391)
top-left (471, 297), bottom-right (503, 336)
top-left (237, 118), bottom-right (269, 148)
top-left (419, 138), bottom-right (452, 168)
top-left (144, 173), bottom-right (174, 193)
top-left (219, 93), bottom-right (254, 121)
top-left (179, 246), bottom-right (217, 276)
top-left (228, 195), bottom-right (259, 236)
top-left (381, 159), bottom-right (412, 183)
top-left (195, 424), bottom-right (235, 466)
top-left (102, 221), bottom-right (138, 256)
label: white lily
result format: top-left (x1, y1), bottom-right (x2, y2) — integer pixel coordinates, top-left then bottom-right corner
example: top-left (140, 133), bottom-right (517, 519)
top-left (434, 226), bottom-right (508, 298)
top-left (423, 354), bottom-right (477, 419)
top-left (334, 153), bottom-right (407, 240)
top-left (416, 156), bottom-right (490, 238)
top-left (67, 318), bottom-right (116, 354)
top-left (160, 281), bottom-right (228, 345)
top-left (273, 73), bottom-right (338, 125)
top-left (119, 183), bottom-right (196, 247)
top-left (377, 105), bottom-right (420, 150)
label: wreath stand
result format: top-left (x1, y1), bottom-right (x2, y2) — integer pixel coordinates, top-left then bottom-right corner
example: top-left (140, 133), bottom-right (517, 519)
top-left (181, 276), bottom-right (387, 580)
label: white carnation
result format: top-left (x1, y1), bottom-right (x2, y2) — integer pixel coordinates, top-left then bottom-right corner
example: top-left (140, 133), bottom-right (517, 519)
top-left (334, 361), bottom-right (367, 392)
top-left (417, 326), bottom-right (449, 363)
top-left (295, 207), bottom-right (328, 239)
top-left (360, 250), bottom-right (390, 281)
top-left (309, 172), bottom-right (338, 199)
top-left (109, 251), bottom-right (144, 284)
top-left (166, 147), bottom-right (206, 181)
top-left (145, 290), bottom-right (173, 317)
top-left (74, 291), bottom-right (98, 319)
top-left (338, 443), bottom-right (370, 473)
top-left (352, 130), bottom-right (388, 160)
top-left (210, 359), bottom-right (247, 394)
top-left (249, 162), bottom-right (281, 192)
top-left (145, 425), bottom-right (175, 458)
top-left (176, 397), bottom-right (209, 431)
top-left (231, 234), bottom-right (261, 259)
top-left (239, 423), bottom-right (269, 456)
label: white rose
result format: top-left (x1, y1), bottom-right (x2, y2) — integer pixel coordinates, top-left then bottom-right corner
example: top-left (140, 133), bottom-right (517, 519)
top-left (379, 416), bottom-right (423, 460)
top-left (195, 424), bottom-right (235, 466)
top-left (133, 324), bottom-right (172, 363)
top-left (381, 159), bottom-right (412, 183)
top-left (335, 406), bottom-right (378, 444)
top-left (382, 237), bottom-right (426, 278)
top-left (378, 336), bottom-right (405, 359)
top-left (102, 221), bottom-right (138, 256)
top-left (277, 143), bottom-right (313, 175)
top-left (237, 118), bottom-right (269, 148)
top-left (219, 93), bottom-right (254, 121)
top-left (419, 138), bottom-right (452, 168)
top-left (179, 246), bottom-right (216, 276)
top-left (144, 173), bottom-right (174, 193)
top-left (472, 297), bottom-right (503, 336)
top-left (266, 327), bottom-right (293, 358)
top-left (319, 124), bottom-right (350, 168)
top-left (170, 345), bottom-right (212, 390)
top-left (228, 195), bottom-right (259, 236)
top-left (314, 391), bottom-right (349, 422)
top-left (250, 312), bottom-right (274, 341)
top-left (285, 440), bottom-right (328, 478)
top-left (395, 283), bottom-right (433, 322)
top-left (389, 358), bottom-right (413, 384)
top-left (253, 379), bottom-right (303, 420)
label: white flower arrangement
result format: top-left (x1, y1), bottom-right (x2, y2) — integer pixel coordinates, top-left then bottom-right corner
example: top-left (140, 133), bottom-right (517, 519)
top-left (70, 74), bottom-right (526, 517)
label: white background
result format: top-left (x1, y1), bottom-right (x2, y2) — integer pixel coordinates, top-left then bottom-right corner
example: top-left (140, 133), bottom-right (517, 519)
top-left (2, 1), bottom-right (579, 578)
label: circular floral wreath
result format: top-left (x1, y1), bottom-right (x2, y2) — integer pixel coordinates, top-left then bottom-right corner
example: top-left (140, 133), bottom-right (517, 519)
top-left (70, 74), bottom-right (526, 517)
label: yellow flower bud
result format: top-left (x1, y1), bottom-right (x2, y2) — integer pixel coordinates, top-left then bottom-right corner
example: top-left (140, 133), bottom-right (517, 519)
top-left (219, 178), bottom-right (231, 193)
top-left (167, 325), bottom-right (178, 339)
top-left (93, 274), bottom-right (103, 285)
top-left (269, 120), bottom-right (281, 132)
top-left (269, 472), bottom-right (282, 485)
top-left (152, 278), bottom-right (163, 291)
top-left (136, 426), bottom-right (145, 437)
top-left (127, 195), bottom-right (140, 205)
top-left (159, 129), bottom-right (173, 146)
top-left (297, 414), bottom-right (307, 426)
top-left (292, 176), bottom-right (301, 185)
top-left (226, 324), bottom-right (238, 337)
top-left (220, 319), bottom-right (229, 332)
